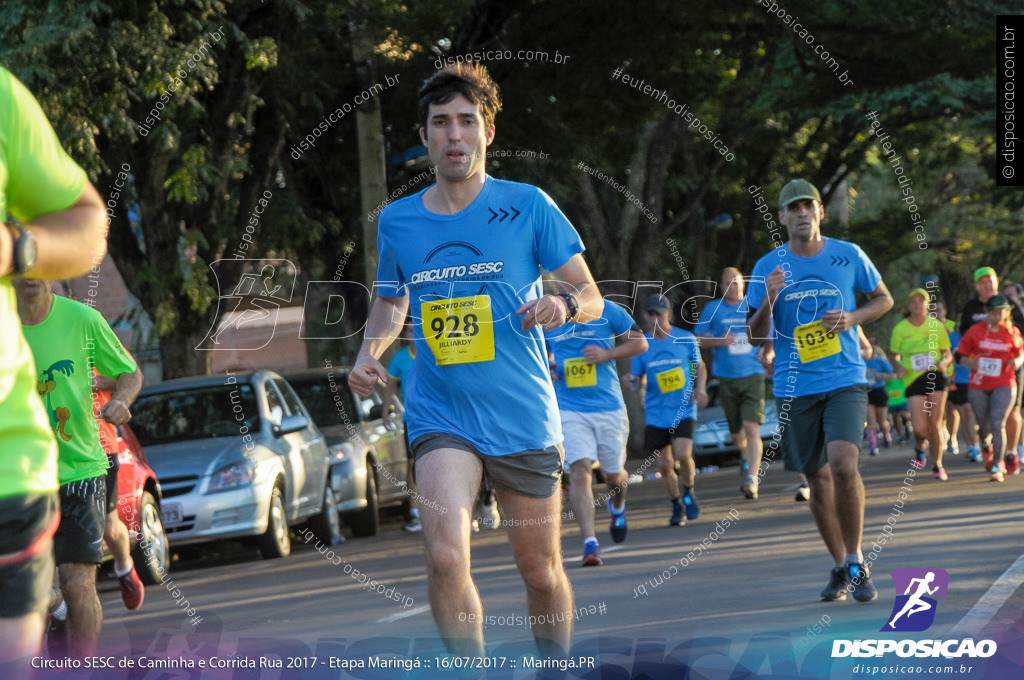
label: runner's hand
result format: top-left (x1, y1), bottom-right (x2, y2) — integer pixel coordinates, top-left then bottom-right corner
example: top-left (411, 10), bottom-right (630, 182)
top-left (582, 345), bottom-right (609, 365)
top-left (765, 266), bottom-right (786, 304)
top-left (99, 398), bottom-right (131, 426)
top-left (820, 308), bottom-right (854, 334)
top-left (350, 355), bottom-right (387, 397)
top-left (696, 390), bottom-right (709, 410)
top-left (518, 295), bottom-right (568, 331)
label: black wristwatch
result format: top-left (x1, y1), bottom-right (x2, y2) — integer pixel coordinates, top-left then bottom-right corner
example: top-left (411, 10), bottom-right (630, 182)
top-left (558, 293), bottom-right (580, 323)
top-left (9, 225), bottom-right (37, 276)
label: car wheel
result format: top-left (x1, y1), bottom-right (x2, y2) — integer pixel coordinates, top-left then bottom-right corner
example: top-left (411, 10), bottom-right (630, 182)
top-left (258, 486), bottom-right (291, 559)
top-left (348, 468), bottom-right (379, 537)
top-left (131, 492), bottom-right (170, 585)
top-left (310, 486), bottom-right (342, 545)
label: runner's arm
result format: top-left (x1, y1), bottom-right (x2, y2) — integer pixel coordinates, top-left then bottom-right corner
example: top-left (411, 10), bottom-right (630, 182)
top-left (520, 253), bottom-right (603, 330)
top-left (695, 331), bottom-right (734, 348)
top-left (99, 366), bottom-right (144, 426)
top-left (820, 282), bottom-right (894, 333)
top-left (350, 294), bottom-right (410, 397)
top-left (381, 374), bottom-right (399, 431)
top-left (3, 182), bottom-right (108, 280)
top-left (582, 330), bottom-right (648, 364)
top-left (695, 359), bottom-right (708, 409)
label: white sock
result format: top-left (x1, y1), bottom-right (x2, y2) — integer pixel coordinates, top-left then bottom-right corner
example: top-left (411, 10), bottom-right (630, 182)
top-left (583, 536), bottom-right (598, 547)
top-left (52, 600), bottom-right (67, 620)
top-left (114, 560), bottom-right (134, 578)
top-left (845, 553), bottom-right (863, 565)
top-left (410, 508), bottom-right (420, 518)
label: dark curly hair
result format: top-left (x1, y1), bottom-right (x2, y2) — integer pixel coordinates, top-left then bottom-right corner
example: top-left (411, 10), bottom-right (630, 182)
top-left (418, 62), bottom-right (502, 136)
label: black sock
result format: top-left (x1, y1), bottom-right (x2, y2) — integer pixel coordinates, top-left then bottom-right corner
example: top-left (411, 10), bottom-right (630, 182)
top-left (683, 485), bottom-right (694, 498)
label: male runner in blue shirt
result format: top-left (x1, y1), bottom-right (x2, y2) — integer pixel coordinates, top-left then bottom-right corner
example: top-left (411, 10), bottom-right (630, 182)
top-left (546, 299), bottom-right (647, 566)
top-left (628, 294), bottom-right (708, 526)
top-left (695, 267), bottom-right (771, 499)
top-left (748, 179), bottom-right (893, 603)
top-left (349, 63), bottom-right (603, 656)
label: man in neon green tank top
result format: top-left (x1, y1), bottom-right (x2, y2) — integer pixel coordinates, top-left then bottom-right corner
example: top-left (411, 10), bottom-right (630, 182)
top-left (0, 64), bottom-right (107, 672)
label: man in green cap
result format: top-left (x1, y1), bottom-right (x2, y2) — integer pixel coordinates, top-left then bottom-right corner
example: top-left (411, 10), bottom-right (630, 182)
top-left (747, 178), bottom-right (893, 604)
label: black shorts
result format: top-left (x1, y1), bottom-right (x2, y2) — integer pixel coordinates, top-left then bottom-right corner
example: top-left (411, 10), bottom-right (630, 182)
top-left (777, 385), bottom-right (868, 476)
top-left (411, 432), bottom-right (563, 499)
top-left (868, 387), bottom-right (889, 408)
top-left (54, 476), bottom-right (107, 565)
top-left (105, 453), bottom-right (120, 514)
top-left (644, 420), bottom-right (697, 452)
top-left (949, 383), bottom-right (970, 406)
top-left (905, 371), bottom-right (948, 398)
top-left (0, 492), bottom-right (58, 617)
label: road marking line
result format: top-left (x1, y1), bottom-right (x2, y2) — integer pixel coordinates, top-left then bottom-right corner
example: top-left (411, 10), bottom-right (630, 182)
top-left (376, 604), bottom-right (431, 623)
top-left (946, 552), bottom-right (1024, 638)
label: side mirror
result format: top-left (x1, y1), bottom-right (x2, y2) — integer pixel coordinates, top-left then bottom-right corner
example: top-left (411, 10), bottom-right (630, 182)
top-left (276, 414), bottom-right (309, 437)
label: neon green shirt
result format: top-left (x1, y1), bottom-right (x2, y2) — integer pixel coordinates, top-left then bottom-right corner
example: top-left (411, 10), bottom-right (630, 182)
top-left (21, 296), bottom-right (136, 485)
top-left (0, 66), bottom-right (88, 498)
top-left (889, 317), bottom-right (951, 388)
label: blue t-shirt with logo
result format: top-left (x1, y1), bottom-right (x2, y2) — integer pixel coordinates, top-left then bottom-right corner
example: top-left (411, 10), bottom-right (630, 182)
top-left (630, 327), bottom-right (701, 428)
top-left (746, 237), bottom-right (883, 398)
top-left (544, 300), bottom-right (640, 413)
top-left (694, 297), bottom-right (765, 379)
top-left (376, 176), bottom-right (585, 455)
top-left (865, 356), bottom-right (893, 389)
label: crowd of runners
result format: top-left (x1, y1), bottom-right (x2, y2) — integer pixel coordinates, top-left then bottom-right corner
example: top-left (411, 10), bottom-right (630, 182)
top-left (4, 58), bottom-right (1023, 676)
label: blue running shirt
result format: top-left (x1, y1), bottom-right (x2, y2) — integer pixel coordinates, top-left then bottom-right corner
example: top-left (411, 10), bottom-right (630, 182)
top-left (694, 298), bottom-right (766, 379)
top-left (630, 328), bottom-right (701, 428)
top-left (747, 238), bottom-right (883, 398)
top-left (376, 176), bottom-right (584, 455)
top-left (545, 300), bottom-right (640, 412)
top-left (865, 356), bottom-right (893, 389)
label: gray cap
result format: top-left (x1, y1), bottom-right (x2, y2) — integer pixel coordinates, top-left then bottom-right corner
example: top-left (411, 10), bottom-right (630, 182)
top-left (644, 294), bottom-right (672, 312)
top-left (778, 179), bottom-right (822, 208)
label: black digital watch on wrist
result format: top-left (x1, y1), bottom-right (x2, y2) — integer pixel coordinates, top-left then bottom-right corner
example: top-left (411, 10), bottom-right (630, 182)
top-left (9, 225), bottom-right (37, 277)
top-left (558, 293), bottom-right (580, 323)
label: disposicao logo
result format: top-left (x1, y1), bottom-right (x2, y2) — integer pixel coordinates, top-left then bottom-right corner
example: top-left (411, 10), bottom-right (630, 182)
top-left (882, 568), bottom-right (949, 632)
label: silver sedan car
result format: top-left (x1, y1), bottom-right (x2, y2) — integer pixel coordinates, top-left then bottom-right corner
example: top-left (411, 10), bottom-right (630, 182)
top-left (130, 371), bottom-right (340, 559)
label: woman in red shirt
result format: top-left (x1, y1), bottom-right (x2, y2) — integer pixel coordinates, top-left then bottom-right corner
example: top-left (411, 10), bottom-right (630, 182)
top-left (956, 295), bottom-right (1024, 482)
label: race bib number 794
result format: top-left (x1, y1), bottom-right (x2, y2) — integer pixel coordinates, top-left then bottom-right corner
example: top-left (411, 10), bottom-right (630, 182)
top-left (421, 296), bottom-right (494, 365)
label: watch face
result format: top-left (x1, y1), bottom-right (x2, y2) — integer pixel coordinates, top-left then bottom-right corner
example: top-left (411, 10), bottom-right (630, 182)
top-left (16, 228), bottom-right (37, 275)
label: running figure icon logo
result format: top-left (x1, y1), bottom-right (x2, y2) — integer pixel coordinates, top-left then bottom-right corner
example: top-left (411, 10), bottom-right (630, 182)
top-left (197, 259), bottom-right (296, 350)
top-left (881, 568), bottom-right (950, 632)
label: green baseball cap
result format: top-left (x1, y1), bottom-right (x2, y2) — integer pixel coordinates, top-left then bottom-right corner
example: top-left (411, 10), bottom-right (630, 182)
top-left (974, 266), bottom-right (997, 282)
top-left (778, 179), bottom-right (822, 208)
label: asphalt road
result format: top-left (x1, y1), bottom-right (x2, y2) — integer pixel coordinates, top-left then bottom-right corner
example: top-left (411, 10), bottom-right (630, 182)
top-left (39, 441), bottom-right (1024, 679)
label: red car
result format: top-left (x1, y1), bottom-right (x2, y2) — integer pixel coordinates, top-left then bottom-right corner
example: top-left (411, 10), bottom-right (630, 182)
top-left (107, 423), bottom-right (171, 585)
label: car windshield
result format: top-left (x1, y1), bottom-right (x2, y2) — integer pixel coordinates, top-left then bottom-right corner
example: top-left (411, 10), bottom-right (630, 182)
top-left (131, 384), bottom-right (261, 446)
top-left (288, 375), bottom-right (356, 429)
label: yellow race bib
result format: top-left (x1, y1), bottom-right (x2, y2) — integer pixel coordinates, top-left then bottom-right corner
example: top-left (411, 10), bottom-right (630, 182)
top-left (656, 366), bottom-right (685, 393)
top-left (421, 296), bottom-right (494, 365)
top-left (794, 320), bottom-right (841, 363)
top-left (564, 358), bottom-right (597, 388)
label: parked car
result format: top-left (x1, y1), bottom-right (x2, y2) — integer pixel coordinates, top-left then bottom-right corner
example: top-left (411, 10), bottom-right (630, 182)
top-left (130, 371), bottom-right (340, 559)
top-left (283, 367), bottom-right (410, 537)
top-left (107, 423), bottom-right (171, 585)
top-left (693, 402), bottom-right (780, 466)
